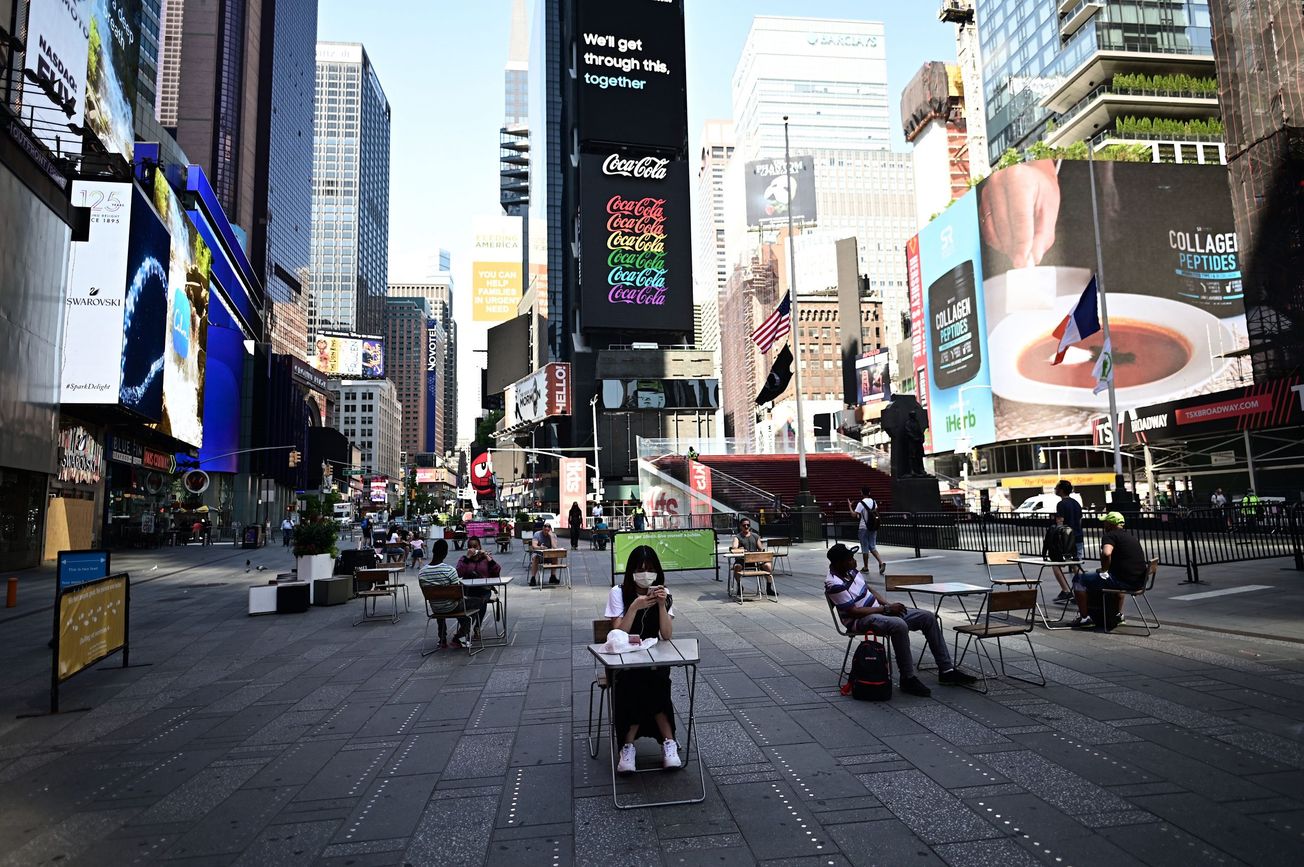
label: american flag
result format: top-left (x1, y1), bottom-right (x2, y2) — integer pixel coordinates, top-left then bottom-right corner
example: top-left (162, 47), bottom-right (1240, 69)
top-left (751, 293), bottom-right (792, 353)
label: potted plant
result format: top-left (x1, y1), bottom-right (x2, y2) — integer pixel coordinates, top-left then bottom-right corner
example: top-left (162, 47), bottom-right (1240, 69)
top-left (516, 510), bottom-right (531, 539)
top-left (292, 519), bottom-right (339, 584)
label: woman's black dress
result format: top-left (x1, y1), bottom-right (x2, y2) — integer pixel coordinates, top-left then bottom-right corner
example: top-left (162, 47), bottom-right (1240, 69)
top-left (612, 594), bottom-right (676, 743)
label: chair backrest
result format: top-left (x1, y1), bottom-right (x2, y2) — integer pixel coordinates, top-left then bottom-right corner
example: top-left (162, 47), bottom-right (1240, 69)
top-left (885, 574), bottom-right (932, 591)
top-left (984, 588), bottom-right (1038, 631)
top-left (767, 537), bottom-right (791, 550)
top-left (1143, 558), bottom-right (1159, 591)
top-left (825, 596), bottom-right (853, 638)
top-left (355, 568), bottom-right (391, 588)
top-left (986, 550), bottom-right (1021, 566)
top-left (592, 618), bottom-right (613, 644)
top-left (742, 551), bottom-right (774, 566)
top-left (419, 582), bottom-right (467, 611)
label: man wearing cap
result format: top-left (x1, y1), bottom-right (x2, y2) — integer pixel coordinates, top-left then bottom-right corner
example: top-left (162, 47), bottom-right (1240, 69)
top-left (1069, 512), bottom-right (1147, 629)
top-left (824, 543), bottom-right (976, 696)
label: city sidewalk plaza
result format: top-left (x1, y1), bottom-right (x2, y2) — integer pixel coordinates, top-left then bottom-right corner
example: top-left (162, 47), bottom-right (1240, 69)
top-left (1, 541), bottom-right (1303, 866)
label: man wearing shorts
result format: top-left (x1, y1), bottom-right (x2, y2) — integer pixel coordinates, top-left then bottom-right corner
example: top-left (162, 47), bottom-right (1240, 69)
top-left (849, 487), bottom-right (886, 575)
top-left (1070, 512), bottom-right (1146, 629)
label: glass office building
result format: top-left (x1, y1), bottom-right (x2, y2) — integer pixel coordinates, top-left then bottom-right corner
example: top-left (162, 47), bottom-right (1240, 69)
top-left (310, 42), bottom-right (392, 342)
top-left (977, 1), bottom-right (1218, 163)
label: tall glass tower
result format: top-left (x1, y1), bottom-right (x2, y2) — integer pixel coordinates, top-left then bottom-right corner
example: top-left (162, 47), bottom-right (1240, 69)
top-left (976, 0), bottom-right (1221, 164)
top-left (310, 42), bottom-right (392, 342)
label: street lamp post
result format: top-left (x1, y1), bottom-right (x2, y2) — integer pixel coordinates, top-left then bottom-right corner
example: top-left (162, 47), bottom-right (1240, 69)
top-left (589, 394), bottom-right (603, 506)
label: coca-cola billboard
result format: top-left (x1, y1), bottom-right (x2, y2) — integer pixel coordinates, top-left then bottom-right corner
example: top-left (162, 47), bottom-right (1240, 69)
top-left (580, 151), bottom-right (692, 333)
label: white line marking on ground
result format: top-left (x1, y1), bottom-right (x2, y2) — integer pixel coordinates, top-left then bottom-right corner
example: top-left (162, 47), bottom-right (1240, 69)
top-left (1171, 585), bottom-right (1273, 601)
top-left (883, 556), bottom-right (946, 564)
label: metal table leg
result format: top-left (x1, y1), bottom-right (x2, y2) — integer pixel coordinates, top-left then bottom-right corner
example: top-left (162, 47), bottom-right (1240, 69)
top-left (609, 664), bottom-right (706, 810)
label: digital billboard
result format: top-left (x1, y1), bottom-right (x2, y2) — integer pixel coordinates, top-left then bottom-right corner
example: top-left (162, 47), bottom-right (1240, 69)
top-left (471, 215), bottom-right (523, 322)
top-left (975, 160), bottom-right (1251, 440)
top-left (310, 334), bottom-right (386, 378)
top-left (24, 0), bottom-right (91, 158)
top-left (855, 350), bottom-right (891, 405)
top-left (118, 187), bottom-right (169, 420)
top-left (575, 0), bottom-right (688, 150)
top-left (579, 151), bottom-right (693, 333)
top-left (599, 379), bottom-right (719, 410)
top-left (62, 181), bottom-right (132, 404)
top-left (198, 324), bottom-right (243, 473)
top-left (84, 0), bottom-right (139, 161)
top-left (152, 169), bottom-right (210, 448)
top-left (745, 157), bottom-right (817, 227)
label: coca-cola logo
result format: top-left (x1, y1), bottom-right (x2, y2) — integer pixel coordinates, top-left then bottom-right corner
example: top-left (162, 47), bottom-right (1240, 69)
top-left (602, 153), bottom-right (669, 180)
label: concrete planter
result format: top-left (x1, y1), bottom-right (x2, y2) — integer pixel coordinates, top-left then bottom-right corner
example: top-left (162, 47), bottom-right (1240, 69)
top-left (296, 553), bottom-right (334, 585)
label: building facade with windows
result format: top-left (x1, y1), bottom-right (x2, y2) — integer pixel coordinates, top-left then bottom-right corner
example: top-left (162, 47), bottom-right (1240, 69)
top-left (383, 297), bottom-right (442, 460)
top-left (311, 42), bottom-right (392, 343)
top-left (330, 379), bottom-right (402, 484)
top-left (388, 279), bottom-right (457, 451)
top-left (976, 0), bottom-right (1222, 164)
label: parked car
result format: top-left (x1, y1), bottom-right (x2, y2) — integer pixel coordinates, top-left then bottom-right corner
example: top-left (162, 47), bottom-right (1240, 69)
top-left (1014, 493), bottom-right (1082, 515)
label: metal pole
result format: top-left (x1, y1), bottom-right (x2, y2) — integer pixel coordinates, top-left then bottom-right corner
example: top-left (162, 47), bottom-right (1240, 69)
top-left (783, 117), bottom-right (809, 493)
top-left (1243, 430), bottom-right (1257, 491)
top-left (1087, 149), bottom-right (1126, 500)
top-left (1144, 444), bottom-right (1156, 509)
top-left (591, 395), bottom-right (602, 507)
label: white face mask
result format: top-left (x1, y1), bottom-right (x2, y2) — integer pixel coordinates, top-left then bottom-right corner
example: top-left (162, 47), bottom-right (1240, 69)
top-left (632, 572), bottom-right (657, 589)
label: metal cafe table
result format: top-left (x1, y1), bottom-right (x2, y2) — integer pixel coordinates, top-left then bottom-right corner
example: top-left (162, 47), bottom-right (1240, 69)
top-left (1010, 557), bottom-right (1084, 629)
top-left (461, 575), bottom-right (515, 647)
top-left (587, 638), bottom-right (704, 810)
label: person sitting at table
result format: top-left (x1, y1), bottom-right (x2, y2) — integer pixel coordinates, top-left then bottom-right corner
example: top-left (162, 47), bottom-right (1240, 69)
top-left (592, 516), bottom-right (610, 551)
top-left (529, 523), bottom-right (560, 586)
top-left (603, 545), bottom-right (681, 773)
top-left (824, 543), bottom-right (976, 696)
top-left (730, 517), bottom-right (774, 597)
top-left (1069, 511), bottom-right (1146, 630)
top-left (418, 539), bottom-right (485, 649)
top-left (456, 536), bottom-right (500, 639)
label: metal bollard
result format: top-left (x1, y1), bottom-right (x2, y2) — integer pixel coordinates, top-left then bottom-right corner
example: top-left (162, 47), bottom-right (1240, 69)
top-left (6, 576), bottom-right (16, 608)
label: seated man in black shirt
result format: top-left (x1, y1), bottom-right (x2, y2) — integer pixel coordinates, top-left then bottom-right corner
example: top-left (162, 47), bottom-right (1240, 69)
top-left (1070, 511), bottom-right (1146, 629)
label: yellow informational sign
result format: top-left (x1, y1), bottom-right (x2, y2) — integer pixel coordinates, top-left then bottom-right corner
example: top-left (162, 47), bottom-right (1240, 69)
top-left (57, 574), bottom-right (127, 681)
top-left (472, 215), bottom-right (524, 322)
top-left (1000, 473), bottom-right (1116, 489)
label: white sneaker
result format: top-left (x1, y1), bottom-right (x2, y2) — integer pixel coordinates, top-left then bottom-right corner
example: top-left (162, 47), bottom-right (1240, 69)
top-left (617, 744), bottom-right (637, 774)
top-left (662, 739), bottom-right (682, 770)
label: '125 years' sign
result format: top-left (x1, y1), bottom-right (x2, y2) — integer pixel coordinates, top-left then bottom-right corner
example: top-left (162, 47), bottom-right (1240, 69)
top-left (580, 151), bottom-right (693, 333)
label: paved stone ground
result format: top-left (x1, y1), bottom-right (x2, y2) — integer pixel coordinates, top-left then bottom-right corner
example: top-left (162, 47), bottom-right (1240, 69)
top-left (1, 539), bottom-right (1303, 866)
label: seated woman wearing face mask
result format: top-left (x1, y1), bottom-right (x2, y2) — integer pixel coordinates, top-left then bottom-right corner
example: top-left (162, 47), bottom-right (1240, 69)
top-left (603, 545), bottom-right (681, 773)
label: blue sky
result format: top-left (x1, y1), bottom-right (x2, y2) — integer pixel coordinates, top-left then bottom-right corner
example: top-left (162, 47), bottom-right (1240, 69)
top-left (317, 0), bottom-right (955, 441)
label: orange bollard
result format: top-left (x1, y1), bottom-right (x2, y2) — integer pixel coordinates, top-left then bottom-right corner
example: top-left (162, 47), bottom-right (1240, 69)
top-left (6, 576), bottom-right (16, 608)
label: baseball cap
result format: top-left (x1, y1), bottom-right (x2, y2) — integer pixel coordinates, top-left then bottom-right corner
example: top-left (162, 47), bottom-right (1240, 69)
top-left (826, 543), bottom-right (860, 563)
top-left (1103, 511), bottom-right (1125, 526)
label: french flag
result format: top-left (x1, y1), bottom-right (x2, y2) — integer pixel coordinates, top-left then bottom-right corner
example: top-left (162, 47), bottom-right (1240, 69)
top-left (1051, 277), bottom-right (1101, 365)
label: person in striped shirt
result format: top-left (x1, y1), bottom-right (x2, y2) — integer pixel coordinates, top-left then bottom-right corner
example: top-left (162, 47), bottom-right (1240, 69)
top-left (824, 543), bottom-right (975, 696)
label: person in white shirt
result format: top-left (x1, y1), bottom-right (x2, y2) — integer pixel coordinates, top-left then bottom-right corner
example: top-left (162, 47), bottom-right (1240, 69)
top-left (848, 486), bottom-right (886, 575)
top-left (603, 545), bottom-right (681, 773)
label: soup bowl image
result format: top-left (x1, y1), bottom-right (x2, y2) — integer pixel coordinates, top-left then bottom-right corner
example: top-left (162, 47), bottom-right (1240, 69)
top-left (988, 293), bottom-right (1237, 409)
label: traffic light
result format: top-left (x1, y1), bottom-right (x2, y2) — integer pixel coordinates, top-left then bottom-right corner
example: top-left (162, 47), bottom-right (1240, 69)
top-left (288, 449), bottom-right (301, 467)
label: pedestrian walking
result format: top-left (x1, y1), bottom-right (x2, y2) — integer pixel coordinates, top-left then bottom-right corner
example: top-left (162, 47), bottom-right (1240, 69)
top-left (281, 517), bottom-right (294, 547)
top-left (568, 501), bottom-right (584, 550)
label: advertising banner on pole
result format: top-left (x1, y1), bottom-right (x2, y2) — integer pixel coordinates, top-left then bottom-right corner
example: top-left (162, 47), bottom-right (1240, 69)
top-left (687, 460), bottom-right (713, 522)
top-left (61, 180), bottom-right (132, 403)
top-left (24, 0), bottom-right (91, 158)
top-left (745, 156), bottom-right (817, 227)
top-left (559, 458), bottom-right (587, 528)
top-left (579, 151), bottom-right (693, 333)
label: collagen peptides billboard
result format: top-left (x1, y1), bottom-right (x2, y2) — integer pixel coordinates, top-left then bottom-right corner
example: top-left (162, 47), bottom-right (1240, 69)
top-left (579, 151), bottom-right (693, 333)
top-left (576, 0), bottom-right (688, 150)
top-left (119, 188), bottom-right (169, 420)
top-left (85, 0), bottom-right (139, 161)
top-left (62, 180), bottom-right (132, 403)
top-left (309, 334), bottom-right (386, 378)
top-left (909, 160), bottom-right (1253, 446)
top-left (152, 169), bottom-right (210, 448)
top-left (745, 156), bottom-right (818, 227)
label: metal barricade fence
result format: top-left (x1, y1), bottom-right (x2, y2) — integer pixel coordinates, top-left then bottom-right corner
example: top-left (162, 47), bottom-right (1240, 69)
top-left (826, 504), bottom-right (1304, 583)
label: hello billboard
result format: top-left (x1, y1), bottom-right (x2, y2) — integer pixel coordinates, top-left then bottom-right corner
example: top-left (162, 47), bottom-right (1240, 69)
top-left (503, 363), bottom-right (573, 428)
top-left (908, 161), bottom-right (1253, 453)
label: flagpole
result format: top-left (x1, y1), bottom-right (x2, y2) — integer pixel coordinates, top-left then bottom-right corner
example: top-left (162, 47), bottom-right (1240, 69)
top-left (1088, 148), bottom-right (1126, 500)
top-left (784, 117), bottom-right (811, 498)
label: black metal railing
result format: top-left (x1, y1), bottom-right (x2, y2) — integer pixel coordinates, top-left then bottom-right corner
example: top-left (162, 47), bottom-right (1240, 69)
top-left (826, 504), bottom-right (1304, 583)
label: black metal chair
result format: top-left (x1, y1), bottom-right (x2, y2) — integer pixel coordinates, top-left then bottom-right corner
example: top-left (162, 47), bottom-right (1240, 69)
top-left (952, 588), bottom-right (1046, 694)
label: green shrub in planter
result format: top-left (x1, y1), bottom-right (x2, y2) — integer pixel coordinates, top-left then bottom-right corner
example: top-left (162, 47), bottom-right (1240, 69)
top-left (293, 519), bottom-right (339, 558)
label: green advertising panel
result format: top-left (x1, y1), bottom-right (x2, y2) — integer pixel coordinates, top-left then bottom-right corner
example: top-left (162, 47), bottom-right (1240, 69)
top-left (613, 529), bottom-right (717, 576)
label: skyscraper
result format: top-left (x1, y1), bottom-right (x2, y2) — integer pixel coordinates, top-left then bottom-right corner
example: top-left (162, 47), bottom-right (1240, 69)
top-left (389, 279), bottom-right (457, 451)
top-left (383, 297), bottom-right (437, 459)
top-left (976, 1), bottom-right (1222, 164)
top-left (733, 17), bottom-right (891, 160)
top-left (505, 0), bottom-right (530, 125)
top-left (310, 42), bottom-right (392, 341)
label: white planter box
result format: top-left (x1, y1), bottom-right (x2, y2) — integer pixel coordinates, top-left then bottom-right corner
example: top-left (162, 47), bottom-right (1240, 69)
top-left (296, 553), bottom-right (334, 584)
